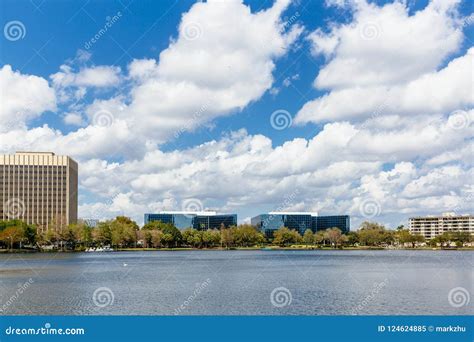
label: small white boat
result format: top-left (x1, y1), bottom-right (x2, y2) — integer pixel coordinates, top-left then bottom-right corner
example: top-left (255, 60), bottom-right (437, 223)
top-left (85, 246), bottom-right (114, 252)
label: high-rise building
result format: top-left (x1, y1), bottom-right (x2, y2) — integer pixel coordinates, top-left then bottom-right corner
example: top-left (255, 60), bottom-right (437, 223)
top-left (0, 152), bottom-right (78, 229)
top-left (144, 211), bottom-right (237, 230)
top-left (409, 213), bottom-right (474, 239)
top-left (251, 212), bottom-right (350, 238)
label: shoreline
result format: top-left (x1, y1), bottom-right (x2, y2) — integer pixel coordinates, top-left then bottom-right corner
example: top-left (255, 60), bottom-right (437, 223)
top-left (1, 246), bottom-right (473, 253)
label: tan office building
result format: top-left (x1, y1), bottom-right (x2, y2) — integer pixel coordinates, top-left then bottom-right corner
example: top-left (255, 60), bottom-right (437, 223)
top-left (0, 152), bottom-right (78, 229)
top-left (409, 213), bottom-right (474, 239)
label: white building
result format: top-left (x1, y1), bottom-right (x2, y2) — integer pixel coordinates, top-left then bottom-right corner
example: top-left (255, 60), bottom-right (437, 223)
top-left (409, 213), bottom-right (474, 239)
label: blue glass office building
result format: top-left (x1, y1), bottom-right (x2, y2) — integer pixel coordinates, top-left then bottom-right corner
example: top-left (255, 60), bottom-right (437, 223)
top-left (251, 212), bottom-right (350, 237)
top-left (312, 215), bottom-right (350, 234)
top-left (144, 212), bottom-right (237, 230)
top-left (251, 212), bottom-right (315, 237)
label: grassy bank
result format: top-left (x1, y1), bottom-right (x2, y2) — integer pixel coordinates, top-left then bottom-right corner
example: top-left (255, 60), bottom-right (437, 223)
top-left (1, 246), bottom-right (473, 253)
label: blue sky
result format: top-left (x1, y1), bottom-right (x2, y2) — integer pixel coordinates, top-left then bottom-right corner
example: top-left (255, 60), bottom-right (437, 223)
top-left (1, 0), bottom-right (473, 227)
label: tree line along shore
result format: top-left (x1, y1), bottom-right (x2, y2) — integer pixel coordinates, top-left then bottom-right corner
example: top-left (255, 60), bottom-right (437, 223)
top-left (0, 216), bottom-right (472, 252)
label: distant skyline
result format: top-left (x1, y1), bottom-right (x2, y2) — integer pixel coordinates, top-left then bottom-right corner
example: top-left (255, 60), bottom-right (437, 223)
top-left (1, 0), bottom-right (473, 227)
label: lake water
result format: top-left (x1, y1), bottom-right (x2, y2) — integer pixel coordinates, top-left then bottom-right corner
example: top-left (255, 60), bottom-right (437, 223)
top-left (0, 250), bottom-right (472, 315)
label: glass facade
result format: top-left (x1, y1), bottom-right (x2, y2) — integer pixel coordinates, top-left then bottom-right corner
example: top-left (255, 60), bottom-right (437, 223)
top-left (312, 215), bottom-right (350, 234)
top-left (252, 213), bottom-right (350, 237)
top-left (144, 213), bottom-right (237, 230)
top-left (193, 215), bottom-right (238, 230)
top-left (251, 214), bottom-right (313, 237)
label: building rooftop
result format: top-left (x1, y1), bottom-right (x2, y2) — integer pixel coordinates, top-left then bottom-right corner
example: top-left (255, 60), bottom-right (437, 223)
top-left (410, 214), bottom-right (473, 219)
top-left (15, 151), bottom-right (56, 156)
top-left (154, 211), bottom-right (236, 216)
top-left (268, 211), bottom-right (318, 216)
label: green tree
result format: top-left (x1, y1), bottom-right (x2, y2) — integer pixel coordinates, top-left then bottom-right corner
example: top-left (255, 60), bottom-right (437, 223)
top-left (436, 232), bottom-right (452, 248)
top-left (161, 233), bottom-right (174, 247)
top-left (451, 231), bottom-right (472, 247)
top-left (202, 230), bottom-right (220, 248)
top-left (22, 223), bottom-right (37, 246)
top-left (110, 217), bottom-right (138, 248)
top-left (93, 222), bottom-right (112, 246)
top-left (233, 224), bottom-right (265, 247)
top-left (345, 231), bottom-right (359, 246)
top-left (220, 227), bottom-right (234, 249)
top-left (0, 226), bottom-right (23, 250)
top-left (324, 227), bottom-right (344, 248)
top-left (140, 229), bottom-right (164, 248)
top-left (0, 220), bottom-right (37, 247)
top-left (358, 221), bottom-right (393, 247)
top-left (273, 227), bottom-right (302, 247)
top-left (150, 230), bottom-right (164, 248)
top-left (142, 220), bottom-right (182, 247)
top-left (182, 229), bottom-right (202, 248)
top-left (303, 229), bottom-right (314, 246)
top-left (410, 233), bottom-right (425, 247)
top-left (313, 230), bottom-right (326, 247)
top-left (395, 229), bottom-right (413, 246)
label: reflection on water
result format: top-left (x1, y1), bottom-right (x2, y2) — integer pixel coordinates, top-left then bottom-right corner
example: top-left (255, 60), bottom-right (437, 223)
top-left (0, 250), bottom-right (472, 315)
